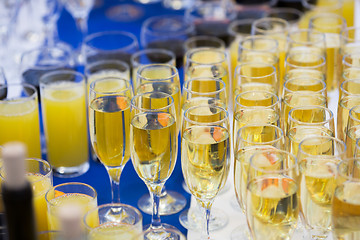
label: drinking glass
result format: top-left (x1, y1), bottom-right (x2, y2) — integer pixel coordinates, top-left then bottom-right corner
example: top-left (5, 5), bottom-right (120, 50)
top-left (46, 182), bottom-right (98, 230)
top-left (246, 149), bottom-right (299, 240)
top-left (282, 77), bottom-right (327, 100)
top-left (266, 7), bottom-right (303, 30)
top-left (340, 78), bottom-right (360, 99)
top-left (233, 62), bottom-right (278, 96)
top-left (84, 31), bottom-right (139, 66)
top-left (40, 70), bottom-right (89, 177)
top-left (42, 0), bottom-right (63, 47)
top-left (332, 158), bottom-right (360, 239)
top-left (141, 15), bottom-right (194, 68)
top-left (251, 17), bottom-right (290, 90)
top-left (182, 106), bottom-right (231, 239)
top-left (298, 136), bottom-right (346, 239)
top-left (131, 49), bottom-right (175, 90)
top-left (0, 158), bottom-right (52, 232)
top-left (0, 83), bottom-right (41, 158)
top-left (343, 53), bottom-right (360, 71)
top-left (20, 46), bottom-right (74, 95)
top-left (84, 203), bottom-right (142, 240)
top-left (130, 92), bottom-right (179, 239)
top-left (89, 77), bottom-right (132, 204)
top-left (285, 51), bottom-right (326, 74)
top-left (135, 228), bottom-right (186, 240)
top-left (184, 35), bottom-right (225, 53)
top-left (309, 13), bottom-right (347, 92)
top-left (227, 19), bottom-right (253, 76)
top-left (287, 29), bottom-right (326, 56)
top-left (134, 64), bottom-right (186, 216)
top-left (337, 95), bottom-right (360, 142)
top-left (185, 64), bottom-right (229, 89)
top-left (345, 105), bottom-right (360, 158)
top-left (342, 66), bottom-right (360, 85)
top-left (340, 26), bottom-right (360, 63)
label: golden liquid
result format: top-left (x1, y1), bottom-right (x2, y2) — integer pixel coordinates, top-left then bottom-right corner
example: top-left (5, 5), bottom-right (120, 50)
top-left (47, 193), bottom-right (97, 230)
top-left (284, 69), bottom-right (324, 87)
top-left (325, 36), bottom-right (341, 92)
top-left (182, 126), bottom-right (230, 207)
top-left (27, 173), bottom-right (52, 232)
top-left (247, 177), bottom-right (299, 240)
top-left (337, 96), bottom-right (360, 142)
top-left (332, 181), bottom-right (360, 239)
top-left (42, 82), bottom-right (89, 169)
top-left (234, 82), bottom-right (276, 97)
top-left (230, 39), bottom-right (240, 78)
top-left (286, 51), bottom-right (324, 70)
top-left (88, 70), bottom-right (130, 90)
top-left (131, 112), bottom-right (177, 185)
top-left (89, 95), bottom-right (131, 167)
top-left (300, 159), bottom-right (338, 231)
top-left (342, 0), bottom-right (354, 28)
top-left (284, 78), bottom-right (325, 94)
top-left (89, 222), bottom-right (141, 240)
top-left (345, 126), bottom-right (360, 158)
top-left (236, 91), bottom-right (278, 108)
top-left (0, 99), bottom-right (41, 158)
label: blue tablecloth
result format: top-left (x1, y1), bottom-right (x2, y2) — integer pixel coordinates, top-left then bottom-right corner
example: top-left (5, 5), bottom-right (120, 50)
top-left (55, 0), bottom-right (190, 235)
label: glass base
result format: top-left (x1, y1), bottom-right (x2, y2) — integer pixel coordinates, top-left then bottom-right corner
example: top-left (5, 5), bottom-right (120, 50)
top-left (143, 224), bottom-right (181, 240)
top-left (104, 206), bottom-right (136, 225)
top-left (179, 207), bottom-right (229, 231)
top-left (231, 225), bottom-right (251, 240)
top-left (53, 161), bottom-right (89, 178)
top-left (138, 190), bottom-right (187, 216)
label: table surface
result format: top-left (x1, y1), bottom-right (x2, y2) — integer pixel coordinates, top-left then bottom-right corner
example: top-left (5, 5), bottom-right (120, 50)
top-left (55, 0), bottom-right (190, 236)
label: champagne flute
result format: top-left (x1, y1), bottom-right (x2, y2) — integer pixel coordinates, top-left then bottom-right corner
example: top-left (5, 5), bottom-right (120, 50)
top-left (184, 36), bottom-right (225, 53)
top-left (182, 106), bottom-right (231, 239)
top-left (130, 92), bottom-right (179, 239)
top-left (297, 136), bottom-right (346, 239)
top-left (287, 29), bottom-right (325, 55)
top-left (89, 77), bottom-right (132, 204)
top-left (340, 79), bottom-right (360, 99)
top-left (282, 77), bottom-right (327, 100)
top-left (332, 159), bottom-right (360, 239)
top-left (345, 105), bottom-right (360, 158)
top-left (246, 149), bottom-right (299, 240)
top-left (337, 95), bottom-right (360, 142)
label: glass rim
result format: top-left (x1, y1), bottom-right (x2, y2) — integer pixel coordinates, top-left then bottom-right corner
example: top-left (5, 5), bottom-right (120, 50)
top-left (240, 35), bottom-right (279, 53)
top-left (287, 29), bottom-right (325, 45)
top-left (85, 59), bottom-right (130, 76)
top-left (309, 13), bottom-right (346, 30)
top-left (0, 158), bottom-right (52, 184)
top-left (183, 77), bottom-right (226, 96)
top-left (286, 51), bottom-right (326, 70)
top-left (89, 77), bottom-right (132, 96)
top-left (340, 78), bottom-right (360, 96)
top-left (84, 31), bottom-right (138, 53)
top-left (251, 17), bottom-right (290, 35)
top-left (235, 62), bottom-right (277, 80)
top-left (228, 18), bottom-right (255, 37)
top-left (298, 135), bottom-right (346, 158)
top-left (20, 45), bottom-right (72, 71)
top-left (284, 69), bottom-right (325, 82)
top-left (349, 105), bottom-right (360, 123)
top-left (237, 124), bottom-right (284, 146)
top-left (184, 35), bottom-right (226, 50)
top-left (343, 66), bottom-right (360, 81)
top-left (186, 64), bottom-right (228, 79)
top-left (249, 149), bottom-right (297, 175)
top-left (186, 47), bottom-right (227, 65)
top-left (283, 77), bottom-right (327, 94)
top-left (337, 158), bottom-right (360, 182)
top-left (0, 83), bottom-right (38, 102)
top-left (130, 92), bottom-right (175, 112)
top-left (234, 90), bottom-right (279, 109)
top-left (288, 106), bottom-right (334, 126)
top-left (342, 53), bottom-right (360, 68)
top-left (183, 105), bottom-right (229, 127)
top-left (267, 7), bottom-right (303, 23)
top-left (302, 0), bottom-right (342, 11)
top-left (83, 203), bottom-right (143, 231)
top-left (136, 63), bottom-right (179, 82)
top-left (340, 26), bottom-right (360, 42)
top-left (39, 70), bottom-right (86, 87)
top-left (131, 49), bottom-right (175, 66)
top-left (45, 182), bottom-right (97, 206)
top-left (339, 95), bottom-right (360, 110)
top-left (142, 15), bottom-right (194, 37)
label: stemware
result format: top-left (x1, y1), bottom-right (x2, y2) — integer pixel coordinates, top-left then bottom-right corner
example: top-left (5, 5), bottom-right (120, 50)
top-left (89, 77), bottom-right (133, 204)
top-left (337, 95), bottom-right (360, 142)
top-left (345, 105), bottom-right (360, 157)
top-left (42, 0), bottom-right (63, 47)
top-left (130, 92), bottom-right (179, 239)
top-left (184, 35), bottom-right (225, 53)
top-left (340, 78), bottom-right (360, 99)
top-left (182, 105), bottom-right (231, 239)
top-left (287, 29), bottom-right (325, 55)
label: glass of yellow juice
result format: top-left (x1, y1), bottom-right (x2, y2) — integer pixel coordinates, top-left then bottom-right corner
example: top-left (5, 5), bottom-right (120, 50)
top-left (40, 70), bottom-right (89, 177)
top-left (84, 203), bottom-right (142, 240)
top-left (0, 83), bottom-right (41, 159)
top-left (45, 182), bottom-right (97, 230)
top-left (0, 158), bottom-right (52, 233)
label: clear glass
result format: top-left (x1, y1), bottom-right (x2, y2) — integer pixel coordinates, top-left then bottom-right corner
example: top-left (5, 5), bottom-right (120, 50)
top-left (40, 70), bottom-right (89, 177)
top-left (42, 0), bottom-right (63, 47)
top-left (341, 66), bottom-right (360, 86)
top-left (340, 79), bottom-right (360, 99)
top-left (285, 51), bottom-right (326, 75)
top-left (130, 92), bottom-right (179, 239)
top-left (45, 182), bottom-right (97, 230)
top-left (134, 228), bottom-right (186, 240)
top-left (0, 83), bottom-right (41, 158)
top-left (233, 62), bottom-right (278, 96)
top-left (0, 158), bottom-right (52, 233)
top-left (182, 106), bottom-right (231, 240)
top-left (345, 105), bottom-right (360, 158)
top-left (84, 31), bottom-right (139, 66)
top-left (266, 7), bottom-right (303, 30)
top-left (247, 149), bottom-right (299, 240)
top-left (184, 35), bottom-right (225, 53)
top-left (337, 95), bottom-right (360, 142)
top-left (297, 136), bottom-right (346, 239)
top-left (340, 26), bottom-right (360, 65)
top-left (309, 13), bottom-right (346, 92)
top-left (89, 77), bottom-right (132, 204)
top-left (141, 15), bottom-right (194, 68)
top-left (85, 60), bottom-right (130, 86)
top-left (84, 203), bottom-right (143, 240)
top-left (342, 53), bottom-right (360, 71)
top-left (162, 0), bottom-right (194, 10)
top-left (282, 77), bottom-right (327, 100)
top-left (287, 29), bottom-right (326, 56)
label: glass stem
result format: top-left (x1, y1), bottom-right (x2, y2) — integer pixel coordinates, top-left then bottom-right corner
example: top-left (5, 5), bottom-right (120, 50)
top-left (201, 205), bottom-right (211, 240)
top-left (43, 21), bottom-right (55, 47)
top-left (76, 17), bottom-right (88, 46)
top-left (149, 184), bottom-right (164, 229)
top-left (106, 167), bottom-right (123, 203)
